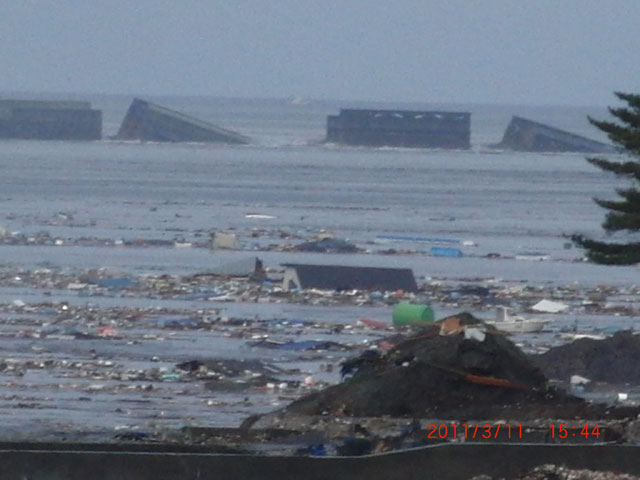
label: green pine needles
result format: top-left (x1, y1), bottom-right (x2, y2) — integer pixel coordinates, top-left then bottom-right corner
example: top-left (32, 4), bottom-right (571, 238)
top-left (572, 92), bottom-right (640, 264)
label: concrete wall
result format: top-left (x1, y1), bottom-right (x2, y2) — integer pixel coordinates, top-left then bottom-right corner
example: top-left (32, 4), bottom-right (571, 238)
top-left (326, 109), bottom-right (471, 149)
top-left (0, 442), bottom-right (638, 480)
top-left (0, 100), bottom-right (102, 140)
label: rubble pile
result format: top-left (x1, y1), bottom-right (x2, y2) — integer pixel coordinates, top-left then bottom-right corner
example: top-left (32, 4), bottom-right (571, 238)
top-left (532, 331), bottom-right (640, 384)
top-left (470, 464), bottom-right (640, 480)
top-left (280, 313), bottom-right (594, 419)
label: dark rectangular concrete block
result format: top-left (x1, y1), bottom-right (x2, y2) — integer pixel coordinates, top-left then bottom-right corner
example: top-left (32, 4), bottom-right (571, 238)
top-left (0, 100), bottom-right (102, 140)
top-left (326, 109), bottom-right (471, 149)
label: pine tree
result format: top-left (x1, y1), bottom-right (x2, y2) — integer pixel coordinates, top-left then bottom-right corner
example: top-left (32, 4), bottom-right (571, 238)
top-left (572, 92), bottom-right (640, 264)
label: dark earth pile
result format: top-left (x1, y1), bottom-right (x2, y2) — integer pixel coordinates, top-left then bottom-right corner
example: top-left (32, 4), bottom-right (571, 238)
top-left (282, 314), bottom-right (637, 420)
top-left (532, 331), bottom-right (640, 384)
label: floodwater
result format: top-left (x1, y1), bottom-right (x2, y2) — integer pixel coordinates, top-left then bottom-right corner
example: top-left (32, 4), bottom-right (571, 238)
top-left (0, 95), bottom-right (638, 440)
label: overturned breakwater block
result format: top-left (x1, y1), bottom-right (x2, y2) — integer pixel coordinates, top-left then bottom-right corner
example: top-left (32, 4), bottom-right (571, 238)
top-left (493, 116), bottom-right (615, 153)
top-left (116, 98), bottom-right (250, 144)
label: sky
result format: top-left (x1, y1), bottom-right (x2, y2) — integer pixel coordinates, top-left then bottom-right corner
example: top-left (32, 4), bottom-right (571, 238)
top-left (2, 0), bottom-right (639, 106)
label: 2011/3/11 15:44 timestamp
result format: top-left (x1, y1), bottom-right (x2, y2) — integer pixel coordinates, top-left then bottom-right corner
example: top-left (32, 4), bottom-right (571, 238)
top-left (549, 424), bottom-right (600, 439)
top-left (426, 423), bottom-right (601, 440)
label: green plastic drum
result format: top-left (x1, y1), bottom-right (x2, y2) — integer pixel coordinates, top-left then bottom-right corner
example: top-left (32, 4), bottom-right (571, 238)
top-left (392, 302), bottom-right (435, 326)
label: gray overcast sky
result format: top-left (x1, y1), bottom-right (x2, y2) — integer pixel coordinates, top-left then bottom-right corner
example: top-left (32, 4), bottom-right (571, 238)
top-left (2, 0), bottom-right (639, 106)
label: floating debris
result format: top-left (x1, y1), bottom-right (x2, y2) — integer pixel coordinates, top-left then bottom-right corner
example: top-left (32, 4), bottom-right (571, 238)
top-left (530, 299), bottom-right (568, 313)
top-left (249, 339), bottom-right (352, 352)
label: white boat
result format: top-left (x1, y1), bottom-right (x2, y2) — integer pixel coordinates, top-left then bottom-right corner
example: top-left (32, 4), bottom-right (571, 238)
top-left (486, 306), bottom-right (548, 333)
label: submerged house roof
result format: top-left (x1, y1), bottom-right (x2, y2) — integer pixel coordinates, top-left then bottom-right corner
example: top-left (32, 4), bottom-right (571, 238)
top-left (282, 263), bottom-right (418, 292)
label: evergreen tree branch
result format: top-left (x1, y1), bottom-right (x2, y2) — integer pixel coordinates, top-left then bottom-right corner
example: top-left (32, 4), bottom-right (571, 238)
top-left (616, 187), bottom-right (640, 202)
top-left (573, 92), bottom-right (640, 264)
top-left (571, 234), bottom-right (640, 265)
top-left (594, 198), bottom-right (638, 214)
top-left (614, 92), bottom-right (640, 111)
top-left (586, 157), bottom-right (640, 181)
top-left (602, 211), bottom-right (640, 232)
top-left (593, 189), bottom-right (640, 214)
top-left (588, 118), bottom-right (640, 155)
top-left (608, 107), bottom-right (640, 128)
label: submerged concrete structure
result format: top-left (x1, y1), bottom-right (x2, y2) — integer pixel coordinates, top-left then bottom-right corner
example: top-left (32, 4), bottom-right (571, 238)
top-left (282, 263), bottom-right (418, 292)
top-left (116, 98), bottom-right (250, 144)
top-left (0, 100), bottom-right (102, 140)
top-left (495, 116), bottom-right (615, 153)
top-left (326, 108), bottom-right (471, 149)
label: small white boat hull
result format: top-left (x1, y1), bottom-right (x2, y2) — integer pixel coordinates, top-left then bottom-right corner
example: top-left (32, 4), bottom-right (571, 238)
top-left (487, 306), bottom-right (548, 333)
top-left (486, 319), bottom-right (547, 333)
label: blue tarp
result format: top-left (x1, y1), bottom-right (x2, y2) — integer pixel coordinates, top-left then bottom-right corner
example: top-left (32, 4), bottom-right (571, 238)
top-left (430, 246), bottom-right (463, 257)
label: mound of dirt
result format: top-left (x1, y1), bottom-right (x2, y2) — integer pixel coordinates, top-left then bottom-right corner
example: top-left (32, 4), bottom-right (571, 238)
top-left (532, 331), bottom-right (640, 384)
top-left (282, 313), bottom-right (597, 419)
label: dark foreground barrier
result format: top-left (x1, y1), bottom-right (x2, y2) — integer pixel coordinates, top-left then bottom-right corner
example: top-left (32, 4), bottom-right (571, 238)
top-left (0, 442), bottom-right (638, 480)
